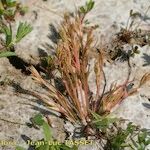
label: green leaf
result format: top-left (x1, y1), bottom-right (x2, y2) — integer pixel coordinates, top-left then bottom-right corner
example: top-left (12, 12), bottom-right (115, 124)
top-left (79, 6), bottom-right (86, 14)
top-left (16, 22), bottom-right (32, 43)
top-left (42, 122), bottom-right (52, 141)
top-left (1, 24), bottom-right (13, 46)
top-left (138, 131), bottom-right (147, 143)
top-left (15, 146), bottom-right (26, 150)
top-left (0, 51), bottom-right (16, 58)
top-left (87, 0), bottom-right (95, 11)
top-left (32, 113), bottom-right (45, 126)
top-left (79, 0), bottom-right (95, 14)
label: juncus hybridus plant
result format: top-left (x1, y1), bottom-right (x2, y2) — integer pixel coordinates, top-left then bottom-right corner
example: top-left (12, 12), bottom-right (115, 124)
top-left (30, 0), bottom-right (150, 133)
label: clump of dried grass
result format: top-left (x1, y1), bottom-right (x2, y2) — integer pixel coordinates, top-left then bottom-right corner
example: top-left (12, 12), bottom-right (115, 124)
top-left (30, 1), bottom-right (150, 127)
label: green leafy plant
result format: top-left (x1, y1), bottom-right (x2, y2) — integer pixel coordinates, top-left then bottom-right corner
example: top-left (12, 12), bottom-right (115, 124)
top-left (107, 122), bottom-right (138, 149)
top-left (0, 0), bottom-right (32, 58)
top-left (130, 129), bottom-right (150, 150)
top-left (91, 113), bottom-right (150, 149)
top-left (16, 113), bottom-right (78, 150)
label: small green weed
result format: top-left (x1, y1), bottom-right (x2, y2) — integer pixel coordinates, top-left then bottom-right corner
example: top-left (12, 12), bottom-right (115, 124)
top-left (0, 0), bottom-right (32, 58)
top-left (91, 113), bottom-right (150, 150)
top-left (16, 113), bottom-right (78, 150)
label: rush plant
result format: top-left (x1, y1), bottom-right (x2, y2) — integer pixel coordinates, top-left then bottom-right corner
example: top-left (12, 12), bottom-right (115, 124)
top-left (30, 0), bottom-right (150, 134)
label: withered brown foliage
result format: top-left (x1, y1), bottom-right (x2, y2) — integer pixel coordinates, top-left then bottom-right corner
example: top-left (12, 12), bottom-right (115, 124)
top-left (30, 6), bottom-right (150, 127)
